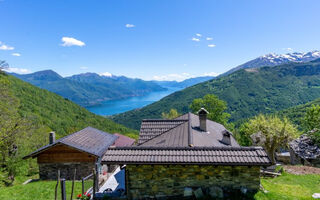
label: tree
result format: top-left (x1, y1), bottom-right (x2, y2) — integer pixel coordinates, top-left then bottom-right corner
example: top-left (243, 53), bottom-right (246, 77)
top-left (189, 94), bottom-right (231, 127)
top-left (162, 109), bottom-right (180, 119)
top-left (303, 104), bottom-right (320, 145)
top-left (242, 114), bottom-right (299, 163)
top-left (0, 60), bottom-right (9, 73)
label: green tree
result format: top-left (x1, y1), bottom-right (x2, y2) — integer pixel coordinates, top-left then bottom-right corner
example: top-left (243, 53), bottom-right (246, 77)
top-left (162, 109), bottom-right (180, 119)
top-left (303, 104), bottom-right (320, 145)
top-left (242, 114), bottom-right (299, 163)
top-left (0, 60), bottom-right (9, 73)
top-left (189, 94), bottom-right (231, 127)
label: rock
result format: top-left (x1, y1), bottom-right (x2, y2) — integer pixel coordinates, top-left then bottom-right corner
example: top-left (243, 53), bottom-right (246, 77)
top-left (313, 193), bottom-right (320, 199)
top-left (194, 188), bottom-right (204, 199)
top-left (209, 186), bottom-right (224, 199)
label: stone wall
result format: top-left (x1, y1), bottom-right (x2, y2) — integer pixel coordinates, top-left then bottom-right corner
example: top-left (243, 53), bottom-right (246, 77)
top-left (39, 162), bottom-right (95, 180)
top-left (126, 165), bottom-right (261, 199)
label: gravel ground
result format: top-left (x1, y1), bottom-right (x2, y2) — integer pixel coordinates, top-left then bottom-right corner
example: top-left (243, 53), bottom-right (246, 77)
top-left (284, 165), bottom-right (320, 175)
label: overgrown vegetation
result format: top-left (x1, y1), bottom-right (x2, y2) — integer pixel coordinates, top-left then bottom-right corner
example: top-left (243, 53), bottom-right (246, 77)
top-left (237, 115), bottom-right (299, 163)
top-left (113, 60), bottom-right (320, 130)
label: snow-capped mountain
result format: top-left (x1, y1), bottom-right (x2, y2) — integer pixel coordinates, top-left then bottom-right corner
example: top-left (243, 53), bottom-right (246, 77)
top-left (223, 50), bottom-right (320, 76)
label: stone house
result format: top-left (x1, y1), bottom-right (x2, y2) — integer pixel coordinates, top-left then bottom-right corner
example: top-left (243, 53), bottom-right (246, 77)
top-left (102, 110), bottom-right (271, 199)
top-left (23, 127), bottom-right (134, 180)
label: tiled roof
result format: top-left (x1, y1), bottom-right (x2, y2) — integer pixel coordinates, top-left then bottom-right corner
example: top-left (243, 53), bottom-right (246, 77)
top-left (138, 113), bottom-right (239, 147)
top-left (24, 127), bottom-right (118, 159)
top-left (113, 133), bottom-right (136, 147)
top-left (102, 146), bottom-right (271, 166)
top-left (138, 119), bottom-right (188, 144)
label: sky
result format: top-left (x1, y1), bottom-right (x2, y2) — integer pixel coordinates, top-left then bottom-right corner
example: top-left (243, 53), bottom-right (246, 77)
top-left (0, 0), bottom-right (320, 81)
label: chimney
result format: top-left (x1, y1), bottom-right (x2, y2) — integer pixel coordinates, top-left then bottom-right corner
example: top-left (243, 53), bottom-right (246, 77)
top-left (49, 131), bottom-right (55, 144)
top-left (221, 130), bottom-right (231, 145)
top-left (197, 108), bottom-right (209, 132)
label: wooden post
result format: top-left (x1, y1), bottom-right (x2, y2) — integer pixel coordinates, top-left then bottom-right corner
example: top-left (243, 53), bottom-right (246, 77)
top-left (61, 178), bottom-right (66, 200)
top-left (92, 168), bottom-right (96, 199)
top-left (70, 168), bottom-right (76, 200)
top-left (82, 178), bottom-right (85, 195)
top-left (95, 163), bottom-right (99, 192)
top-left (55, 170), bottom-right (60, 200)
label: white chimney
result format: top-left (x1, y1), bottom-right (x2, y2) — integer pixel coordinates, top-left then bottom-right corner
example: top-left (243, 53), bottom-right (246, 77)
top-left (49, 131), bottom-right (55, 144)
top-left (197, 108), bottom-right (209, 132)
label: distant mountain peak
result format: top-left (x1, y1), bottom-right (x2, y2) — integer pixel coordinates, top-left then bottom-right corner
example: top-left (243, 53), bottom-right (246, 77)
top-left (100, 72), bottom-right (113, 77)
top-left (222, 50), bottom-right (320, 76)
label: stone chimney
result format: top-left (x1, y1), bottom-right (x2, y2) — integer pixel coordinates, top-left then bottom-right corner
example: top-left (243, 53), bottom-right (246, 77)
top-left (197, 108), bottom-right (209, 132)
top-left (49, 131), bottom-right (55, 144)
top-left (221, 130), bottom-right (231, 145)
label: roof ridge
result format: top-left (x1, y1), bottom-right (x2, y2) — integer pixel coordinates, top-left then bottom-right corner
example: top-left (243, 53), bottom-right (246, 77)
top-left (109, 146), bottom-right (264, 151)
top-left (142, 119), bottom-right (188, 122)
top-left (188, 112), bottom-right (193, 147)
top-left (138, 120), bottom-right (189, 146)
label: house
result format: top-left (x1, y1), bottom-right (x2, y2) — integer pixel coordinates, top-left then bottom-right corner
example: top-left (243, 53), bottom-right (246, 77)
top-left (23, 127), bottom-right (135, 180)
top-left (101, 109), bottom-right (271, 199)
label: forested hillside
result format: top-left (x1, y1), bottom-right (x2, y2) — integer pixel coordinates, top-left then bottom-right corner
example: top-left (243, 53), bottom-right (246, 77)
top-left (113, 59), bottom-right (320, 129)
top-left (1, 73), bottom-right (137, 138)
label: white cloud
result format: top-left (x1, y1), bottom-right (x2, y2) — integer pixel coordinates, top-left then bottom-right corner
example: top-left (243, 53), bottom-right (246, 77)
top-left (208, 44), bottom-right (216, 48)
top-left (5, 67), bottom-right (31, 74)
top-left (284, 47), bottom-right (293, 51)
top-left (153, 73), bottom-right (194, 82)
top-left (80, 66), bottom-right (88, 70)
top-left (12, 53), bottom-right (21, 56)
top-left (191, 37), bottom-right (200, 42)
top-left (0, 41), bottom-right (14, 50)
top-left (100, 72), bottom-right (112, 77)
top-left (125, 24), bottom-right (135, 28)
top-left (61, 37), bottom-right (85, 47)
top-left (153, 71), bottom-right (221, 81)
top-left (203, 72), bottom-right (220, 77)
top-left (196, 33), bottom-right (202, 37)
top-left (206, 37), bottom-right (213, 41)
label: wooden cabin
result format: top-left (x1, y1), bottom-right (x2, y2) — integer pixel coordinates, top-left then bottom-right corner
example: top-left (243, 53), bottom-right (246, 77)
top-left (23, 127), bottom-right (119, 180)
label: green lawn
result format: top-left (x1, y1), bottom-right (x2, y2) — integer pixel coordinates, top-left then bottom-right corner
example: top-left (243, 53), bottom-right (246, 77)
top-left (0, 172), bottom-right (319, 199)
top-left (0, 175), bottom-right (92, 200)
top-left (255, 172), bottom-right (320, 200)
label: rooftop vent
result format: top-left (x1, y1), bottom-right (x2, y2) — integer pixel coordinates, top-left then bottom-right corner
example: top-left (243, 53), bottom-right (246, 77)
top-left (197, 108), bottom-right (209, 132)
top-left (49, 131), bottom-right (55, 144)
top-left (221, 130), bottom-right (231, 145)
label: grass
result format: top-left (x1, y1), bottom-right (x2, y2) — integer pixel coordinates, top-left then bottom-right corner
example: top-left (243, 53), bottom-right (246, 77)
top-left (255, 172), bottom-right (320, 200)
top-left (0, 172), bottom-right (319, 199)
top-left (0, 174), bottom-right (92, 200)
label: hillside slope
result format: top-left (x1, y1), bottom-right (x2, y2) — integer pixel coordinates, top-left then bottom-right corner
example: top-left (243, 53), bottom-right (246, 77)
top-left (12, 70), bottom-right (165, 106)
top-left (112, 59), bottom-right (320, 130)
top-left (1, 73), bottom-right (137, 138)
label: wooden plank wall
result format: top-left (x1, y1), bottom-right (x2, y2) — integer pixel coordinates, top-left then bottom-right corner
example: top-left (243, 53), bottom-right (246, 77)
top-left (37, 144), bottom-right (96, 163)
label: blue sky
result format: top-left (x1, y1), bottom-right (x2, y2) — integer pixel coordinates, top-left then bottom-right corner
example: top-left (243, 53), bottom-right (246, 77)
top-left (0, 0), bottom-right (320, 81)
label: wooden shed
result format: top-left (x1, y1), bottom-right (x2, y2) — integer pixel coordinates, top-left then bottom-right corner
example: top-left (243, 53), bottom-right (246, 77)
top-left (23, 127), bottom-right (118, 180)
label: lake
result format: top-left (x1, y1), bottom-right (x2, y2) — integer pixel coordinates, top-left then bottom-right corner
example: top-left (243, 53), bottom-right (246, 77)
top-left (86, 87), bottom-right (181, 116)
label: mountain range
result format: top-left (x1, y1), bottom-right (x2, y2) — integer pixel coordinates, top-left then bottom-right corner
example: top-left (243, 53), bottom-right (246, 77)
top-left (11, 70), bottom-right (166, 106)
top-left (11, 70), bottom-right (216, 106)
top-left (222, 50), bottom-right (320, 76)
top-left (112, 58), bottom-right (320, 130)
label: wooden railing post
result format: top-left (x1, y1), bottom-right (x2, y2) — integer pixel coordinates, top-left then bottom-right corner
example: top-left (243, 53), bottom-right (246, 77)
top-left (92, 168), bottom-right (96, 199)
top-left (82, 178), bottom-right (85, 195)
top-left (95, 163), bottom-right (99, 191)
top-left (55, 170), bottom-right (60, 200)
top-left (70, 168), bottom-right (76, 200)
top-left (60, 178), bottom-right (66, 200)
